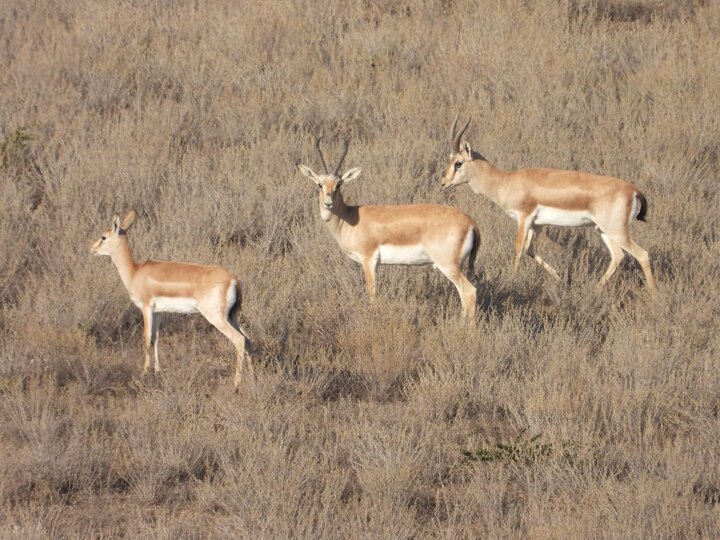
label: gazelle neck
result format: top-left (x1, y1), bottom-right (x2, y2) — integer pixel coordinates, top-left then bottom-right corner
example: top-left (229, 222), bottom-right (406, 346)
top-left (467, 157), bottom-right (509, 206)
top-left (110, 237), bottom-right (138, 291)
top-left (322, 189), bottom-right (358, 238)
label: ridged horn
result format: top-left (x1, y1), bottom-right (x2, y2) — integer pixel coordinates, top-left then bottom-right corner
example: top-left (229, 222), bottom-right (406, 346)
top-left (449, 113), bottom-right (459, 149)
top-left (333, 138), bottom-right (351, 175)
top-left (452, 116), bottom-right (471, 152)
top-left (315, 137), bottom-right (329, 174)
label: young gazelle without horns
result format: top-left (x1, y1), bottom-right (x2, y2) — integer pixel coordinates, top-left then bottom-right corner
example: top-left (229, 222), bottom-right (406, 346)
top-left (91, 211), bottom-right (253, 390)
top-left (441, 117), bottom-right (656, 291)
top-left (298, 137), bottom-right (480, 318)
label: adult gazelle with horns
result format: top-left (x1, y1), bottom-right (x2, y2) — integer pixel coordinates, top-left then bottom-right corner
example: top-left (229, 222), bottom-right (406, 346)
top-left (298, 137), bottom-right (481, 319)
top-left (440, 117), bottom-right (656, 291)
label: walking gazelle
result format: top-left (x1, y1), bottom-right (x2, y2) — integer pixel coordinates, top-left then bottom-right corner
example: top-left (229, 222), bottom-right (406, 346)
top-left (440, 117), bottom-right (656, 291)
top-left (298, 137), bottom-right (480, 318)
top-left (91, 211), bottom-right (253, 390)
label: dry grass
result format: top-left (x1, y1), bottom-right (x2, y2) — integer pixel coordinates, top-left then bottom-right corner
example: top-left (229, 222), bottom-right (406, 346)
top-left (1, 0), bottom-right (719, 536)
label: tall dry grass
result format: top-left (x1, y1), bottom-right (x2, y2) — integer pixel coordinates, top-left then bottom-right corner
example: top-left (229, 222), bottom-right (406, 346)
top-left (1, 0), bottom-right (719, 536)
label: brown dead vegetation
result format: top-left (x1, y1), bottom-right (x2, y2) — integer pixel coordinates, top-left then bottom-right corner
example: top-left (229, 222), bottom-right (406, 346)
top-left (1, 0), bottom-right (718, 536)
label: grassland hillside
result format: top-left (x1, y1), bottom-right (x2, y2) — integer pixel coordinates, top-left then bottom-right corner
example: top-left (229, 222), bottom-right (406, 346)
top-left (1, 0), bottom-right (719, 536)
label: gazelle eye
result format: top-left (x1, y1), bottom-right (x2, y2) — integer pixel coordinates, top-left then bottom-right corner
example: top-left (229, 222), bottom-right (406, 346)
top-left (454, 161), bottom-right (463, 170)
top-left (101, 235), bottom-right (106, 241)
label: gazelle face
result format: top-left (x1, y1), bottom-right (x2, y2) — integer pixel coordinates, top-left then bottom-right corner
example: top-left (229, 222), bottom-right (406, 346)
top-left (317, 175), bottom-right (342, 215)
top-left (297, 164), bottom-right (362, 222)
top-left (441, 143), bottom-right (473, 191)
top-left (91, 211), bottom-right (136, 256)
top-left (91, 227), bottom-right (120, 256)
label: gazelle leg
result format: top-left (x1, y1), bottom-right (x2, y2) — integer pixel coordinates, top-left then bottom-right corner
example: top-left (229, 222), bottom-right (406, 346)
top-left (235, 338), bottom-right (252, 390)
top-left (597, 233), bottom-right (625, 288)
top-left (200, 302), bottom-right (251, 391)
top-left (221, 321), bottom-right (249, 391)
top-left (224, 323), bottom-right (249, 391)
top-left (525, 228), bottom-right (561, 280)
top-left (462, 275), bottom-right (478, 320)
top-left (362, 252), bottom-right (379, 299)
top-left (228, 317), bottom-right (254, 389)
top-left (151, 313), bottom-right (161, 373)
top-left (513, 216), bottom-right (533, 274)
top-left (141, 306), bottom-right (154, 376)
top-left (612, 236), bottom-right (656, 292)
top-left (437, 264), bottom-right (477, 320)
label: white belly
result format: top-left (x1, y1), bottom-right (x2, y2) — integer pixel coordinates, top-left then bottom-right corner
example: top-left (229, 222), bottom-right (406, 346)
top-left (533, 206), bottom-right (594, 227)
top-left (152, 296), bottom-right (199, 314)
top-left (377, 244), bottom-right (432, 266)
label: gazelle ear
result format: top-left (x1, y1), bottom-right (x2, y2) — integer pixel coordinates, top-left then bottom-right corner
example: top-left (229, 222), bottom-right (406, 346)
top-left (297, 164), bottom-right (320, 184)
top-left (341, 167), bottom-right (362, 184)
top-left (462, 141), bottom-right (472, 157)
top-left (112, 215), bottom-right (121, 234)
top-left (121, 210), bottom-right (136, 231)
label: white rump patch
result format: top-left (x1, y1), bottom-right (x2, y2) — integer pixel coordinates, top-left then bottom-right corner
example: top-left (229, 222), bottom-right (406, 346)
top-left (226, 282), bottom-right (237, 314)
top-left (378, 244), bottom-right (432, 266)
top-left (533, 205), bottom-right (594, 227)
top-left (152, 296), bottom-right (199, 314)
top-left (460, 227), bottom-right (475, 261)
top-left (630, 192), bottom-right (641, 224)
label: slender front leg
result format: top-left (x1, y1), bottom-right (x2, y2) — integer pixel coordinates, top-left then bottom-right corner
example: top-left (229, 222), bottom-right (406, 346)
top-left (151, 313), bottom-right (161, 373)
top-left (513, 215), bottom-right (532, 274)
top-left (362, 252), bottom-right (379, 298)
top-left (141, 306), bottom-right (154, 376)
top-left (597, 233), bottom-right (625, 288)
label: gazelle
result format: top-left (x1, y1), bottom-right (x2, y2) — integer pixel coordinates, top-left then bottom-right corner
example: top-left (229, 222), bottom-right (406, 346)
top-left (297, 138), bottom-right (480, 318)
top-left (440, 117), bottom-right (656, 291)
top-left (91, 211), bottom-right (252, 390)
